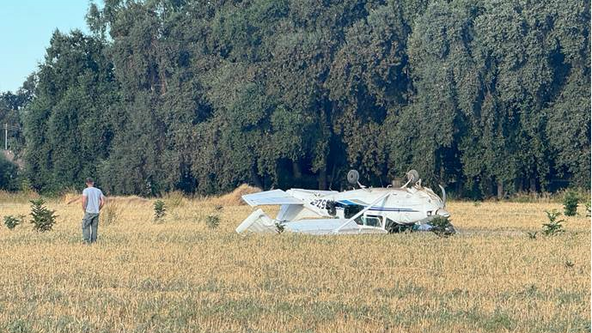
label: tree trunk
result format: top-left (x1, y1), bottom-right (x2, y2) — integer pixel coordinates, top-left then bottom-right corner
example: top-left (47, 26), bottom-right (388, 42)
top-left (328, 164), bottom-right (337, 190)
top-left (251, 164), bottom-right (263, 189)
top-left (497, 182), bottom-right (504, 199)
top-left (529, 178), bottom-right (537, 192)
top-left (318, 166), bottom-right (327, 190)
top-left (292, 160), bottom-right (302, 179)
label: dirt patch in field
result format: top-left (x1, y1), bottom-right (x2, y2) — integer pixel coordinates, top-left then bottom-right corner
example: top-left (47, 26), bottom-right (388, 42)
top-left (208, 184), bottom-right (261, 206)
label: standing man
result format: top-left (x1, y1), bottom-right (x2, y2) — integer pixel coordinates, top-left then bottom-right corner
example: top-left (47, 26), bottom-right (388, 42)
top-left (81, 178), bottom-right (105, 244)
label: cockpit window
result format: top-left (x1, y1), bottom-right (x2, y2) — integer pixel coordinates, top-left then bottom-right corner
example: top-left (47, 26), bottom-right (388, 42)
top-left (344, 204), bottom-right (364, 218)
top-left (354, 215), bottom-right (383, 227)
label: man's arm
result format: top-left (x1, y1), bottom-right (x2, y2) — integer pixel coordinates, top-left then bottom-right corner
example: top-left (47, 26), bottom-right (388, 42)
top-left (99, 195), bottom-right (105, 211)
top-left (82, 195), bottom-right (87, 212)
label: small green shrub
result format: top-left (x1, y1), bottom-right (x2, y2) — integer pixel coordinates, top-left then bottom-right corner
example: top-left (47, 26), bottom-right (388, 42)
top-left (206, 214), bottom-right (220, 229)
top-left (526, 231), bottom-right (538, 240)
top-left (154, 200), bottom-right (166, 221)
top-left (29, 199), bottom-right (58, 232)
top-left (430, 216), bottom-right (456, 237)
top-left (585, 201), bottom-right (591, 217)
top-left (20, 179), bottom-right (33, 194)
top-left (542, 209), bottom-right (565, 236)
top-left (563, 191), bottom-right (579, 216)
top-left (4, 215), bottom-right (25, 230)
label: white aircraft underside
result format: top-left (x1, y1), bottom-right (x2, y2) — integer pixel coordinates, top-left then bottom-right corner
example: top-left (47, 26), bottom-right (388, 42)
top-left (236, 180), bottom-right (452, 235)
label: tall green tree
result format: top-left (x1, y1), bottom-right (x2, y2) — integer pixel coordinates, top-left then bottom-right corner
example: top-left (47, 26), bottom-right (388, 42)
top-left (16, 0), bottom-right (591, 196)
top-left (24, 30), bottom-right (118, 192)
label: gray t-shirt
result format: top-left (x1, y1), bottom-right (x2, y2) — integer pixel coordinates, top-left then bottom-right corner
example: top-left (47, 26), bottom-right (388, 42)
top-left (83, 187), bottom-right (104, 214)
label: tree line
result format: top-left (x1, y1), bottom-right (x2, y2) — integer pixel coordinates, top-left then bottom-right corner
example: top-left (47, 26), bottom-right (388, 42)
top-left (0, 0), bottom-right (589, 198)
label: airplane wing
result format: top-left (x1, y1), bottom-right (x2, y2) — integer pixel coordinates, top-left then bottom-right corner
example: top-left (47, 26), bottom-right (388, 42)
top-left (242, 189), bottom-right (303, 207)
top-left (285, 219), bottom-right (387, 235)
top-left (284, 219), bottom-right (356, 234)
top-left (236, 211), bottom-right (386, 235)
top-left (287, 189), bottom-right (338, 196)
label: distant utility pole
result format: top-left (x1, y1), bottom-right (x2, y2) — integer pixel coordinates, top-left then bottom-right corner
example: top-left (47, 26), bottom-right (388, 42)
top-left (3, 123), bottom-right (20, 151)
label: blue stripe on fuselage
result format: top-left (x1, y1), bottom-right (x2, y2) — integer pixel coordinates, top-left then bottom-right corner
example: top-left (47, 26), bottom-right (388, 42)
top-left (336, 200), bottom-right (418, 213)
top-left (368, 207), bottom-right (418, 212)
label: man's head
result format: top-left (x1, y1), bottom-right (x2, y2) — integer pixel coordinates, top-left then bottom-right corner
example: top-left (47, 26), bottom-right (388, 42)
top-left (85, 177), bottom-right (94, 187)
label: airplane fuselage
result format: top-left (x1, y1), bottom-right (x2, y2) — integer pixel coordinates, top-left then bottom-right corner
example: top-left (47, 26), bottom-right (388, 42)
top-left (278, 186), bottom-right (449, 232)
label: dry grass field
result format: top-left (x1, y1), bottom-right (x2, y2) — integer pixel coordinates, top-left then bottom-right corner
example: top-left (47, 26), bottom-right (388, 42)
top-left (0, 190), bottom-right (590, 333)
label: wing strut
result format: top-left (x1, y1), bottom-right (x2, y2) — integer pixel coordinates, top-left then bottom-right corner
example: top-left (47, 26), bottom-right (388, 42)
top-left (438, 185), bottom-right (447, 207)
top-left (333, 192), bottom-right (392, 233)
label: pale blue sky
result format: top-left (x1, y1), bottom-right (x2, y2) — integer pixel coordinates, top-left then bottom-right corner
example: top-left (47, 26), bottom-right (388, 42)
top-left (0, 0), bottom-right (91, 92)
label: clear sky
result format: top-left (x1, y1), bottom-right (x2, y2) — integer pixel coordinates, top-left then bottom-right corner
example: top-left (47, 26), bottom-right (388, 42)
top-left (0, 0), bottom-right (91, 92)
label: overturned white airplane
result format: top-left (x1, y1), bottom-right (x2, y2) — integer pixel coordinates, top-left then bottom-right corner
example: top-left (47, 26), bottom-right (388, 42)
top-left (236, 170), bottom-right (455, 235)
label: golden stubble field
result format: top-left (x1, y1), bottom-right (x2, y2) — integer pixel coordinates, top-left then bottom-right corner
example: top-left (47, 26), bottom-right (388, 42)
top-left (0, 192), bottom-right (590, 333)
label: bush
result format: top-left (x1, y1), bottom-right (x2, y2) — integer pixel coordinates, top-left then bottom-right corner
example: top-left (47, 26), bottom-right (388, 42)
top-left (154, 200), bottom-right (166, 221)
top-left (29, 199), bottom-right (58, 232)
top-left (4, 215), bottom-right (25, 230)
top-left (563, 190), bottom-right (579, 216)
top-left (206, 214), bottom-right (220, 229)
top-left (542, 209), bottom-right (565, 236)
top-left (430, 216), bottom-right (456, 237)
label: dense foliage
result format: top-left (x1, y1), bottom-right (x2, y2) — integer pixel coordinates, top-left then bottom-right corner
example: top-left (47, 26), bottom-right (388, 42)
top-left (0, 153), bottom-right (18, 191)
top-left (1, 0), bottom-right (590, 197)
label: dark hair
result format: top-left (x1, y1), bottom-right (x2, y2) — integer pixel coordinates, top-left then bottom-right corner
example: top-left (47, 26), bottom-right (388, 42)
top-left (85, 177), bottom-right (94, 184)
